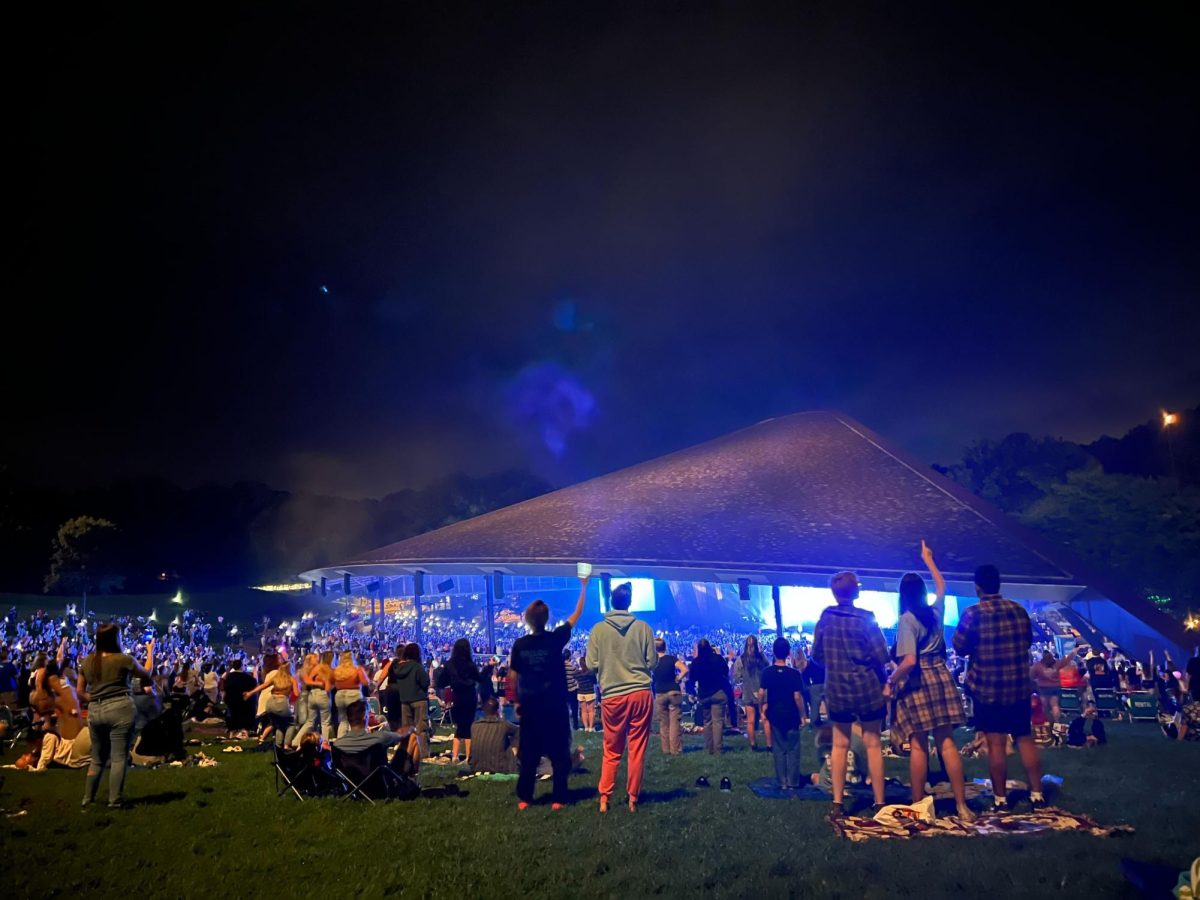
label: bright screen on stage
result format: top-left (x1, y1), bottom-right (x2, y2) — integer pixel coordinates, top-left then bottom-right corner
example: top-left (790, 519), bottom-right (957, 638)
top-left (599, 577), bottom-right (656, 613)
top-left (777, 587), bottom-right (961, 629)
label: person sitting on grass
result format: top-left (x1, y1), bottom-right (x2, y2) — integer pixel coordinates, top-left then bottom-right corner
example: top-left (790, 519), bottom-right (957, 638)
top-left (1066, 703), bottom-right (1107, 748)
top-left (470, 696), bottom-right (520, 774)
top-left (811, 723), bottom-right (867, 790)
top-left (332, 699), bottom-right (421, 777)
top-left (811, 571), bottom-right (889, 818)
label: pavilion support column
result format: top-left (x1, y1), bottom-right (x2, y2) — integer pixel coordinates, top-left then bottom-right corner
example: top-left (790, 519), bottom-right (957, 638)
top-left (414, 571), bottom-right (426, 648)
top-left (600, 574), bottom-right (612, 613)
top-left (486, 572), bottom-right (501, 655)
top-left (772, 585), bottom-right (783, 637)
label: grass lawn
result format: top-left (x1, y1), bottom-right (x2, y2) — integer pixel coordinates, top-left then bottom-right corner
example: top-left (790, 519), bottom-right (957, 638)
top-left (3, 719), bottom-right (1197, 899)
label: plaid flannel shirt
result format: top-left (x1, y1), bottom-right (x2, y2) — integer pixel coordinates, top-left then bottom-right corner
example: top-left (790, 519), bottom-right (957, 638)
top-left (952, 594), bottom-right (1033, 705)
top-left (811, 604), bottom-right (889, 715)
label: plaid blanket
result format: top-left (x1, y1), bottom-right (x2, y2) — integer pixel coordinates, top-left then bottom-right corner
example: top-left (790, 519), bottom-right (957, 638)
top-left (830, 806), bottom-right (1134, 842)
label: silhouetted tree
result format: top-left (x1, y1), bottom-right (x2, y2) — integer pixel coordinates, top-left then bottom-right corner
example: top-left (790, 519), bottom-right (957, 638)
top-left (44, 516), bottom-right (125, 615)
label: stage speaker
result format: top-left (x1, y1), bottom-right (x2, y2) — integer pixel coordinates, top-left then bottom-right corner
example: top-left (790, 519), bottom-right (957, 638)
top-left (738, 578), bottom-right (751, 604)
top-left (343, 573), bottom-right (351, 594)
top-left (320, 577), bottom-right (327, 597)
top-left (437, 577), bottom-right (455, 593)
top-left (368, 581), bottom-right (381, 594)
top-left (311, 581), bottom-right (317, 594)
top-left (414, 572), bottom-right (425, 595)
top-left (492, 572), bottom-right (504, 597)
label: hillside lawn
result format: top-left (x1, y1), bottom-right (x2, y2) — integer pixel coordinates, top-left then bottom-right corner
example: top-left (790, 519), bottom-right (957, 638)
top-left (2, 718), bottom-right (1197, 899)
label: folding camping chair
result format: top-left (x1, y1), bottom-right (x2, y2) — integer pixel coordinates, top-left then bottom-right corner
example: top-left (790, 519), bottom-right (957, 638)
top-left (1093, 688), bottom-right (1123, 720)
top-left (332, 743), bottom-right (418, 803)
top-left (0, 705), bottom-right (30, 754)
top-left (1059, 688), bottom-right (1082, 716)
top-left (365, 697), bottom-right (386, 733)
top-left (272, 743), bottom-right (345, 801)
top-left (435, 686), bottom-right (455, 729)
top-left (1125, 690), bottom-right (1159, 722)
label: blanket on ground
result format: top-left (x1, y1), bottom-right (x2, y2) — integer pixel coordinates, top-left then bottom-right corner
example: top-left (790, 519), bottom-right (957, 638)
top-left (830, 806), bottom-right (1133, 842)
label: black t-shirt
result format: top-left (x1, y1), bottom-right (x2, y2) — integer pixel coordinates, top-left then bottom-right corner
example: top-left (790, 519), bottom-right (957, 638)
top-left (509, 624), bottom-right (572, 707)
top-left (653, 655), bottom-right (680, 693)
top-left (760, 664), bottom-right (804, 730)
top-left (1187, 656), bottom-right (1200, 701)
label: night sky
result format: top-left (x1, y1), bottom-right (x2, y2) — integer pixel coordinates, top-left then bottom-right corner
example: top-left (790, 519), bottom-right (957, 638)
top-left (9, 5), bottom-right (1198, 498)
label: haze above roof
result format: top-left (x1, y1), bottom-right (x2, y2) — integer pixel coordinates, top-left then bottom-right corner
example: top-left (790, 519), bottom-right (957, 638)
top-left (310, 411), bottom-right (1072, 584)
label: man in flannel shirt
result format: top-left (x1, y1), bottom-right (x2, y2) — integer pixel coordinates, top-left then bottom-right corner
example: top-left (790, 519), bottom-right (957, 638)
top-left (811, 571), bottom-right (889, 817)
top-left (953, 564), bottom-right (1046, 811)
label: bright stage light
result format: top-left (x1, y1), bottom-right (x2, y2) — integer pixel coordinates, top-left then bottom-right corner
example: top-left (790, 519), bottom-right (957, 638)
top-left (775, 586), bottom-right (959, 629)
top-left (171, 590), bottom-right (184, 605)
top-left (598, 577), bottom-right (656, 613)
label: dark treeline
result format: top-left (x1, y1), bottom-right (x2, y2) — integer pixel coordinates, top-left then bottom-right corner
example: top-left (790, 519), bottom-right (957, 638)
top-left (936, 406), bottom-right (1200, 620)
top-left (3, 407), bottom-right (1196, 613)
top-left (0, 469), bottom-right (551, 593)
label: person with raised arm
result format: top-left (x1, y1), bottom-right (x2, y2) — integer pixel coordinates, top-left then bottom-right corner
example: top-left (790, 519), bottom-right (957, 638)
top-left (884, 541), bottom-right (975, 821)
top-left (508, 574), bottom-right (589, 810)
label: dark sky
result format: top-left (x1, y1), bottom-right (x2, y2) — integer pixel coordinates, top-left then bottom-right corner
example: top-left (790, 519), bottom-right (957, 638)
top-left (8, 4), bottom-right (1198, 498)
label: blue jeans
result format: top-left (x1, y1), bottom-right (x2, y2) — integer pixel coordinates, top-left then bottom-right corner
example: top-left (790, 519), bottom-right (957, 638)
top-left (295, 688), bottom-right (331, 742)
top-left (285, 690), bottom-right (309, 747)
top-left (265, 695), bottom-right (293, 748)
top-left (771, 724), bottom-right (802, 788)
top-left (334, 689), bottom-right (361, 738)
top-left (84, 695), bottom-right (136, 806)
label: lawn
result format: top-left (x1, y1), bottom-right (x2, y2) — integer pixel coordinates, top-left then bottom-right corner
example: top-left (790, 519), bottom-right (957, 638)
top-left (2, 720), bottom-right (1197, 899)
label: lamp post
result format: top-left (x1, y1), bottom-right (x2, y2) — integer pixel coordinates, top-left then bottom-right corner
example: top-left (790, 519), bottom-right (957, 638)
top-left (1162, 411), bottom-right (1179, 481)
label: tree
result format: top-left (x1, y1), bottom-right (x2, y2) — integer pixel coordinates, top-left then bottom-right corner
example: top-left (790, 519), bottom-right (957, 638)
top-left (1018, 469), bottom-right (1200, 617)
top-left (44, 516), bottom-right (125, 612)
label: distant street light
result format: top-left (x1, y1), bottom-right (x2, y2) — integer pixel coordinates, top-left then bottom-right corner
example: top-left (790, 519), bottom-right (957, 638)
top-left (1162, 410), bottom-right (1180, 480)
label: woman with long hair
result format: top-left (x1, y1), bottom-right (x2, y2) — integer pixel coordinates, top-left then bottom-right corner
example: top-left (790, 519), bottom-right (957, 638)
top-left (446, 638), bottom-right (482, 764)
top-left (244, 659), bottom-right (296, 748)
top-left (296, 650), bottom-right (333, 742)
top-left (883, 541), bottom-right (975, 821)
top-left (687, 638), bottom-right (729, 755)
top-left (332, 650), bottom-right (370, 738)
top-left (734, 635), bottom-right (769, 750)
top-left (76, 624), bottom-right (154, 808)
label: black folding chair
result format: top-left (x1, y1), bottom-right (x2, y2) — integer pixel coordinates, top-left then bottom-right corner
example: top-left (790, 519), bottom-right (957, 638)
top-left (0, 705), bottom-right (29, 754)
top-left (272, 743), bottom-right (345, 801)
top-left (332, 743), bottom-right (417, 803)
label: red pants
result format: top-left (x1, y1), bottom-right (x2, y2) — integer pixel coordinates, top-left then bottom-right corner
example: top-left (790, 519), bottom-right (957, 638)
top-left (599, 689), bottom-right (653, 802)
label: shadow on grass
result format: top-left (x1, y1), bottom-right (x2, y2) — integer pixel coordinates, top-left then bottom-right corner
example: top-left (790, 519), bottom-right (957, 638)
top-left (130, 791), bottom-right (187, 807)
top-left (638, 787), bottom-right (693, 804)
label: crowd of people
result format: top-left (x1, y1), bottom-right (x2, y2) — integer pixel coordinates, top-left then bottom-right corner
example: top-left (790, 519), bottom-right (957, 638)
top-left (2, 542), bottom-right (1197, 815)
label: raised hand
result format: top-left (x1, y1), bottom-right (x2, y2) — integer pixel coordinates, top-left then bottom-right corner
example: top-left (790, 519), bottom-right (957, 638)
top-left (920, 540), bottom-right (934, 564)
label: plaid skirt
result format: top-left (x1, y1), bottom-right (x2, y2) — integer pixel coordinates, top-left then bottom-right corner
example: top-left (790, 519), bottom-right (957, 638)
top-left (893, 658), bottom-right (964, 742)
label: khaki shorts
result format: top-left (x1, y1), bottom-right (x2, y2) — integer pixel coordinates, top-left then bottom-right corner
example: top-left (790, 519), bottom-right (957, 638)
top-left (577, 693), bottom-right (596, 702)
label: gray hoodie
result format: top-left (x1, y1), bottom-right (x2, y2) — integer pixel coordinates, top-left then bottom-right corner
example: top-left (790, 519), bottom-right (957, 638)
top-left (585, 610), bottom-right (656, 699)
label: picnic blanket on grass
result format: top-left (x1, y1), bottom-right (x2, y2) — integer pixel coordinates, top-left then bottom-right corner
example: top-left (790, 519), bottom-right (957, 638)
top-left (830, 806), bottom-right (1133, 842)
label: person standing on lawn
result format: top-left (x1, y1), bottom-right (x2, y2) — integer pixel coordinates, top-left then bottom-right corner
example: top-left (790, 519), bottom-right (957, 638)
top-left (883, 541), bottom-right (975, 821)
top-left (759, 637), bottom-right (806, 789)
top-left (653, 637), bottom-right (688, 755)
top-left (76, 624), bottom-right (154, 809)
top-left (586, 581), bottom-right (657, 813)
top-left (953, 564), bottom-right (1046, 812)
top-left (734, 635), bottom-right (770, 751)
top-left (811, 571), bottom-right (889, 818)
top-left (508, 575), bottom-right (589, 810)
